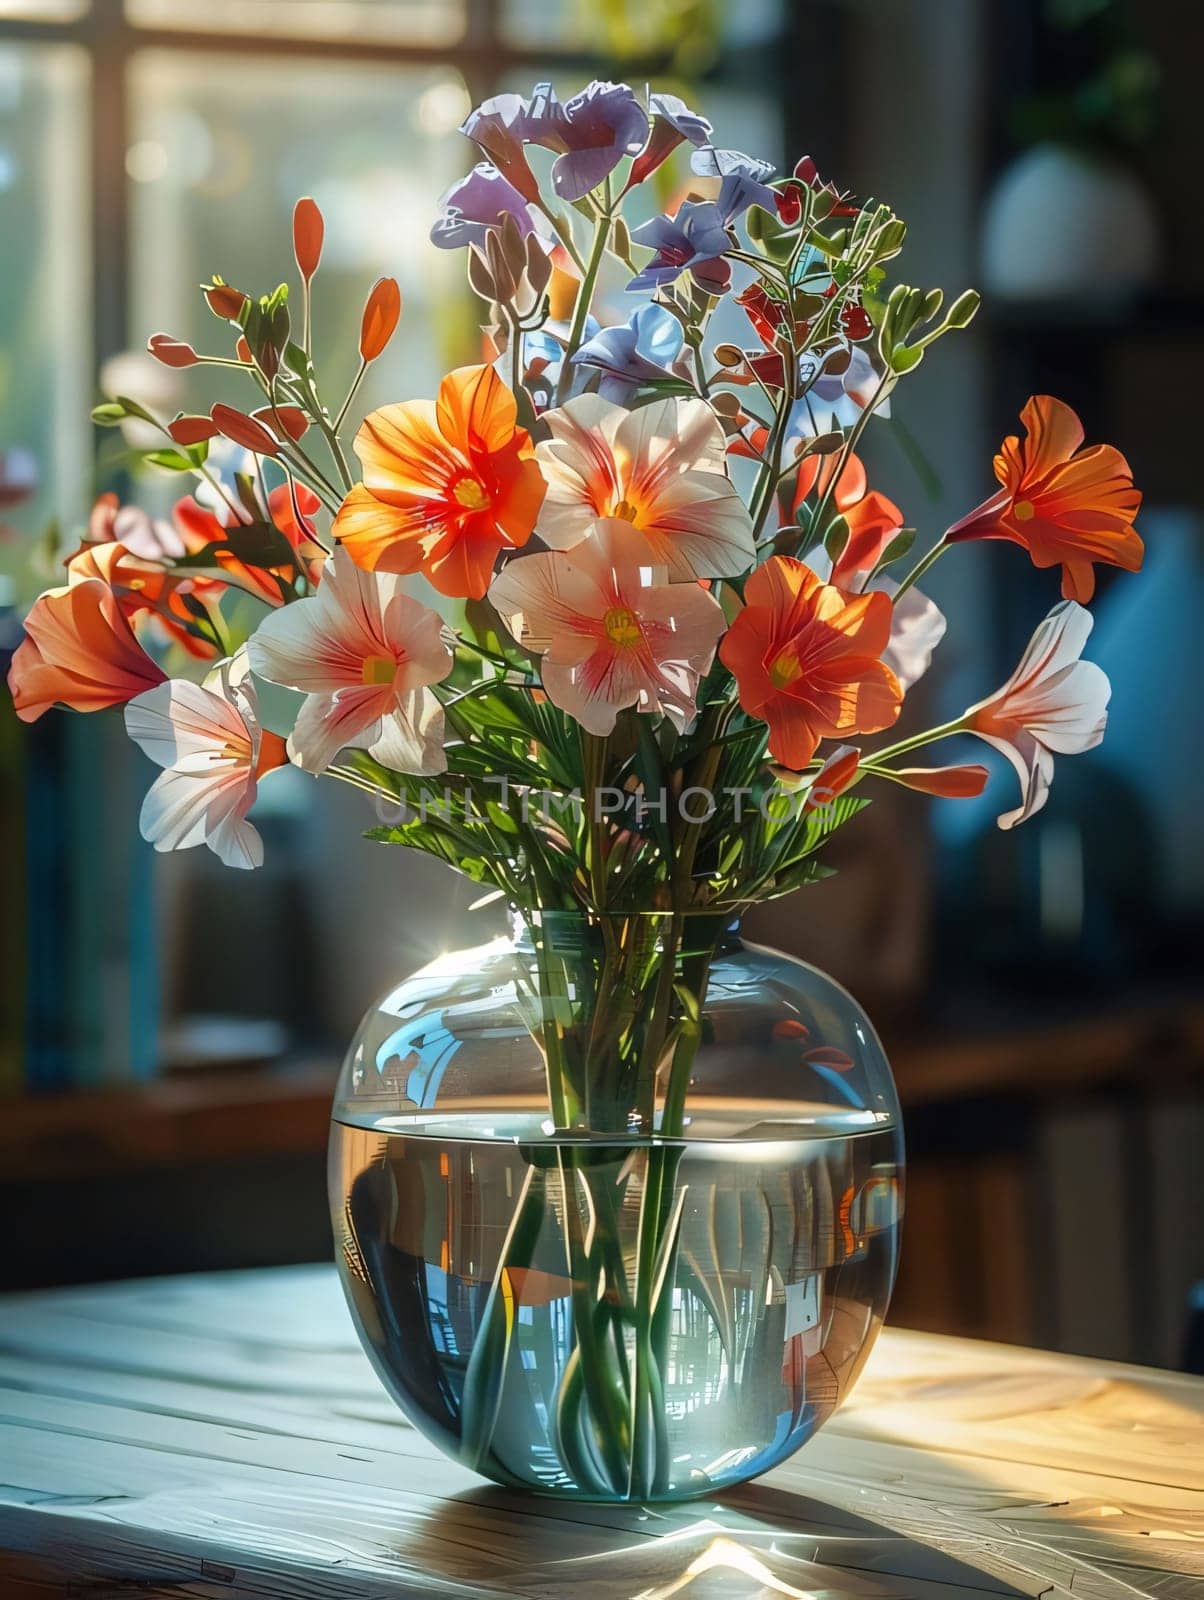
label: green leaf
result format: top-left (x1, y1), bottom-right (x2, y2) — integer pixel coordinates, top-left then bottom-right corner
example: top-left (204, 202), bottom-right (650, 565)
top-left (799, 430), bottom-right (845, 457)
top-left (485, 801), bottom-right (518, 835)
top-left (873, 526), bottom-right (917, 569)
top-left (283, 341), bottom-right (311, 377)
top-left (91, 402), bottom-right (129, 427)
top-left (823, 515), bottom-right (850, 565)
top-left (93, 394), bottom-right (155, 426)
top-left (142, 448), bottom-right (198, 471)
top-left (172, 520), bottom-right (296, 572)
top-left (944, 287), bottom-right (981, 329)
top-left (890, 342), bottom-right (925, 374)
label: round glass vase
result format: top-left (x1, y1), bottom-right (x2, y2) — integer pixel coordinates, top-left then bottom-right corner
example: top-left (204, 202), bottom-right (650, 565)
top-left (328, 914), bottom-right (903, 1504)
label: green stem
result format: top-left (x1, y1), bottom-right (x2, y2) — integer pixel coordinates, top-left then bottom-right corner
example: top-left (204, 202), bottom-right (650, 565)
top-left (808, 371), bottom-right (894, 538)
top-left (749, 391), bottom-right (792, 541)
top-left (892, 534), bottom-right (948, 599)
top-left (861, 715), bottom-right (966, 769)
top-left (555, 206), bottom-right (611, 405)
top-left (333, 358), bottom-right (367, 435)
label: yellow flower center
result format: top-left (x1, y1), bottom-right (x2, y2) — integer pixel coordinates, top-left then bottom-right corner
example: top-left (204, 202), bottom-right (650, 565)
top-left (453, 476), bottom-right (489, 511)
top-left (362, 654), bottom-right (397, 686)
top-left (1013, 499), bottom-right (1035, 522)
top-left (603, 606), bottom-right (642, 647)
top-left (768, 645), bottom-right (803, 689)
top-left (611, 498), bottom-right (640, 522)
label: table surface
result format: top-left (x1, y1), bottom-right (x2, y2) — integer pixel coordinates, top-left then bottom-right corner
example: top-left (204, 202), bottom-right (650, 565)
top-left (1, 1267), bottom-right (1201, 1599)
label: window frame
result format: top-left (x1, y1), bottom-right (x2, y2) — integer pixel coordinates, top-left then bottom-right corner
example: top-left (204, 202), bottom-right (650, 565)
top-left (1, 0), bottom-right (816, 390)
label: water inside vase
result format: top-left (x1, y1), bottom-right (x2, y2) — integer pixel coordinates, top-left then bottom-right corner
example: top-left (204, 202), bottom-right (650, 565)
top-left (329, 1107), bottom-right (901, 1502)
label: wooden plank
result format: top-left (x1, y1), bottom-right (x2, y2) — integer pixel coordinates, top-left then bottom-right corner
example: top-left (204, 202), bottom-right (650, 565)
top-left (0, 1267), bottom-right (1201, 1599)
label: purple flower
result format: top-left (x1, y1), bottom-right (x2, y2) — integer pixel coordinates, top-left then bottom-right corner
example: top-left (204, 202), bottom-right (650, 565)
top-left (691, 146), bottom-right (777, 222)
top-left (459, 93), bottom-right (541, 204)
top-left (628, 201), bottom-right (732, 294)
top-left (649, 93), bottom-right (712, 146)
top-left (523, 80), bottom-right (649, 202)
top-left (624, 92), bottom-right (713, 193)
top-left (572, 303), bottom-right (686, 400)
top-left (430, 163), bottom-right (535, 250)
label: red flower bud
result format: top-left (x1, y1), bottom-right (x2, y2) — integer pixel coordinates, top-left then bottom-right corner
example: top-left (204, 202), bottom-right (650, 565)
top-left (205, 284), bottom-right (248, 321)
top-left (235, 335), bottom-right (253, 363)
top-left (210, 404), bottom-right (280, 456)
top-left (359, 277), bottom-right (401, 362)
top-left (292, 196), bottom-right (324, 282)
top-left (840, 305), bottom-right (873, 342)
top-left (775, 185), bottom-right (803, 226)
top-left (167, 415), bottom-right (220, 445)
top-left (250, 404), bottom-right (309, 442)
top-left (148, 332), bottom-right (200, 368)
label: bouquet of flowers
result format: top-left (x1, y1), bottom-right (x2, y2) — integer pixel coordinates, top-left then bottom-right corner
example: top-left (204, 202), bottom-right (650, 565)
top-left (9, 81), bottom-right (1145, 1114)
top-left (8, 76), bottom-right (1144, 1500)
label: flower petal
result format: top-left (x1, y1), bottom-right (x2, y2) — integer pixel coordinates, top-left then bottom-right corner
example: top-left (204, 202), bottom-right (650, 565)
top-left (138, 766), bottom-right (262, 868)
top-left (286, 685), bottom-right (391, 774)
top-left (880, 581), bottom-right (946, 690)
top-left (124, 678), bottom-right (251, 773)
top-left (368, 688), bottom-right (448, 775)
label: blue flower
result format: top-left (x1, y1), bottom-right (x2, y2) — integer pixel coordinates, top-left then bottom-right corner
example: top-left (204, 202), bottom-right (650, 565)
top-left (785, 345), bottom-right (891, 443)
top-left (514, 317), bottom-right (599, 408)
top-left (572, 303), bottom-right (686, 400)
top-left (691, 146), bottom-right (777, 222)
top-left (624, 92), bottom-right (714, 192)
top-left (628, 201), bottom-right (733, 294)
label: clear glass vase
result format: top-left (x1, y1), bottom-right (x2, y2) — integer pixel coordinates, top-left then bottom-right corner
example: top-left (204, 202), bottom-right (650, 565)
top-left (328, 914), bottom-right (903, 1503)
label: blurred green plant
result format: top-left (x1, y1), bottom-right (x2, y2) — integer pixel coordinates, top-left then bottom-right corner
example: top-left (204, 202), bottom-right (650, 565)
top-left (1013, 0), bottom-right (1160, 156)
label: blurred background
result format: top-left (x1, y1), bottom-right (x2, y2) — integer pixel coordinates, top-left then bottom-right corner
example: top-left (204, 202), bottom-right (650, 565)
top-left (1, 0), bottom-right (1202, 1371)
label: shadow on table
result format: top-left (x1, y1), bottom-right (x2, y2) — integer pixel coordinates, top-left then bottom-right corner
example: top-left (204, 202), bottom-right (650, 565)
top-left (403, 1478), bottom-right (1032, 1599)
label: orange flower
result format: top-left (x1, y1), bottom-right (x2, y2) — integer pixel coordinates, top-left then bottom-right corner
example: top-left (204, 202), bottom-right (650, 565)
top-left (792, 452), bottom-right (903, 586)
top-left (7, 577), bottom-right (166, 722)
top-left (66, 537), bottom-right (221, 661)
top-left (719, 556), bottom-right (902, 770)
top-left (333, 365), bottom-right (546, 599)
top-left (173, 484), bottom-right (324, 605)
top-left (946, 394), bottom-right (1142, 602)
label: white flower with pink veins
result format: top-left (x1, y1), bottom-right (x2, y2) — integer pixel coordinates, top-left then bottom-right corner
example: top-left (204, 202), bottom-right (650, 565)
top-left (534, 392), bottom-right (756, 581)
top-left (488, 518), bottom-right (726, 736)
top-left (963, 600), bottom-right (1110, 829)
top-left (124, 649), bottom-right (286, 870)
top-left (247, 546), bottom-right (453, 776)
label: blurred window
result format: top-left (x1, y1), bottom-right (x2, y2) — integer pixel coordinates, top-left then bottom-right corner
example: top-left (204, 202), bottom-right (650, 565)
top-left (0, 2), bottom-right (88, 18)
top-left (127, 50), bottom-right (473, 419)
top-left (0, 41), bottom-right (90, 602)
top-left (125, 0), bottom-right (465, 45)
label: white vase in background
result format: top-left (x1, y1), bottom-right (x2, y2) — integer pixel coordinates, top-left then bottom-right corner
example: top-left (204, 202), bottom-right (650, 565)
top-left (981, 142), bottom-right (1159, 302)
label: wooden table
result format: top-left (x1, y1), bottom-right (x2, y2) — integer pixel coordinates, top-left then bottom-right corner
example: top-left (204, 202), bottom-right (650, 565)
top-left (1, 1268), bottom-right (1200, 1598)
